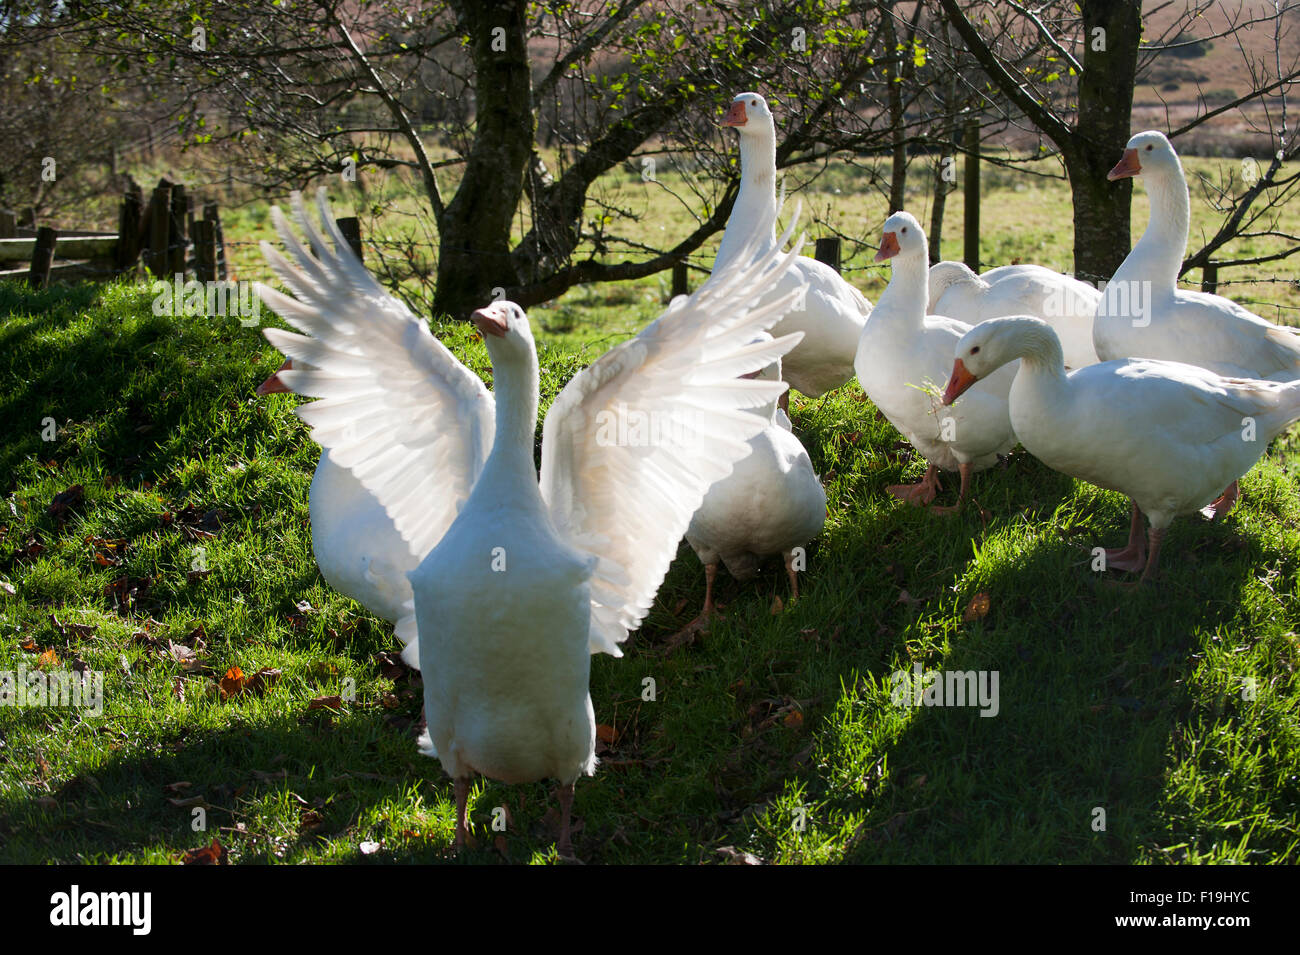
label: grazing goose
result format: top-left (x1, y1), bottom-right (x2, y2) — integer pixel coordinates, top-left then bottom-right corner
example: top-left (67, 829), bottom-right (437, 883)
top-left (1095, 130), bottom-right (1300, 518)
top-left (717, 91), bottom-right (870, 398)
top-left (928, 260), bottom-right (1101, 369)
top-left (854, 211), bottom-right (1019, 512)
top-left (255, 190), bottom-right (807, 857)
top-left (943, 316), bottom-right (1300, 582)
top-left (683, 333), bottom-right (827, 626)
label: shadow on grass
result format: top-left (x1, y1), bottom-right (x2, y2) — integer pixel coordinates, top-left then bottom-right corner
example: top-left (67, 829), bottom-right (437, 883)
top-left (820, 501), bottom-right (1272, 863)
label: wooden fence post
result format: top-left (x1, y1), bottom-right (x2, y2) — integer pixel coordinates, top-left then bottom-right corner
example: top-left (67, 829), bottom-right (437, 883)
top-left (203, 203), bottom-right (227, 280)
top-left (1201, 263), bottom-right (1219, 295)
top-left (168, 184), bottom-right (188, 277)
top-left (194, 219), bottom-right (216, 283)
top-left (336, 216), bottom-right (362, 264)
top-left (28, 227), bottom-right (56, 288)
top-left (963, 119), bottom-right (980, 273)
top-left (148, 181), bottom-right (173, 279)
top-left (0, 210), bottom-right (15, 239)
top-left (115, 178), bottom-right (143, 274)
top-left (671, 260), bottom-right (688, 296)
top-left (814, 237), bottom-right (842, 274)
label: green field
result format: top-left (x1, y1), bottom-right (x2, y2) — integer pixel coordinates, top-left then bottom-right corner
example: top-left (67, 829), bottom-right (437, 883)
top-left (1, 154), bottom-right (1298, 864)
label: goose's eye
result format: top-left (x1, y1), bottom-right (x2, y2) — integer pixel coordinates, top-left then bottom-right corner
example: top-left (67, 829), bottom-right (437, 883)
top-left (970, 346), bottom-right (981, 355)
top-left (901, 226), bottom-right (908, 233)
top-left (1145, 144), bottom-right (1153, 151)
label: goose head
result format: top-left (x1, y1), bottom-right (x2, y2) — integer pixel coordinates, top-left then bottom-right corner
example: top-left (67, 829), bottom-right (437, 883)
top-left (721, 92), bottom-right (775, 137)
top-left (942, 316), bottom-right (1057, 404)
top-left (1108, 130), bottom-right (1178, 181)
top-left (471, 301), bottom-right (534, 363)
top-left (875, 211), bottom-right (926, 263)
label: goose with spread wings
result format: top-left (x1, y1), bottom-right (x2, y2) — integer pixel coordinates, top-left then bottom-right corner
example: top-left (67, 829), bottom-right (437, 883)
top-left (255, 190), bottom-right (807, 857)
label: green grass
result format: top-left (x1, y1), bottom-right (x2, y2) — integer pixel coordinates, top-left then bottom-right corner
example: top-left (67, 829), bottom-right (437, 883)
top-left (1, 277), bottom-right (1298, 865)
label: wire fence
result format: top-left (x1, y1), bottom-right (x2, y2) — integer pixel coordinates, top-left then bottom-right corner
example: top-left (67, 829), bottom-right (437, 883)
top-left (9, 182), bottom-right (1298, 327)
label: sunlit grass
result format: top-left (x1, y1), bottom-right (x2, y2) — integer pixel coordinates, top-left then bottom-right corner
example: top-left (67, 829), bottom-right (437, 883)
top-left (1, 278), bottom-right (1297, 864)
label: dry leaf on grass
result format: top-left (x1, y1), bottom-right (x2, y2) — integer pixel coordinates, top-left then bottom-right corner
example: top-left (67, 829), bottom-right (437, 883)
top-left (219, 666), bottom-right (246, 699)
top-left (47, 485), bottom-right (84, 522)
top-left (962, 592), bottom-right (991, 622)
top-left (181, 838), bottom-right (228, 865)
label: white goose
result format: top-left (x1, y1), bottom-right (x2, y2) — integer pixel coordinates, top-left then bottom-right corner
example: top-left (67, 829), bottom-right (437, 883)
top-left (255, 190), bottom-right (807, 857)
top-left (257, 367), bottom-right (420, 649)
top-left (683, 333), bottom-right (827, 624)
top-left (855, 211), bottom-right (1019, 512)
top-left (717, 92), bottom-right (870, 398)
top-left (1095, 130), bottom-right (1300, 518)
top-left (928, 260), bottom-right (1101, 369)
top-left (943, 316), bottom-right (1300, 582)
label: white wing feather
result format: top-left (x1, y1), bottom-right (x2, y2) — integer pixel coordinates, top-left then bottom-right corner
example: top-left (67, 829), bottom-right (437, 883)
top-left (254, 190), bottom-right (496, 663)
top-left (540, 209), bottom-right (810, 656)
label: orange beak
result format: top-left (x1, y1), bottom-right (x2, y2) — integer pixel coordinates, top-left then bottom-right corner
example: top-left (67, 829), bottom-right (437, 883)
top-left (1108, 148), bottom-right (1141, 181)
top-left (875, 231), bottom-right (901, 262)
top-left (256, 358), bottom-right (293, 395)
top-left (721, 101), bottom-right (748, 127)
top-left (941, 358), bottom-right (978, 405)
top-left (471, 305), bottom-right (509, 338)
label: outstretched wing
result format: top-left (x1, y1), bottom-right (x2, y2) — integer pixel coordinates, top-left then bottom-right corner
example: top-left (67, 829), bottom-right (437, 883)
top-left (540, 210), bottom-right (809, 656)
top-left (255, 189), bottom-right (496, 623)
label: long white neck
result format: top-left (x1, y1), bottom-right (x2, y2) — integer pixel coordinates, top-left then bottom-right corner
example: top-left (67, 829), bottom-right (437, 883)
top-left (477, 339), bottom-right (542, 499)
top-left (874, 249), bottom-right (930, 334)
top-left (1003, 319), bottom-right (1067, 380)
top-left (715, 128), bottom-right (778, 270)
top-left (1120, 162), bottom-right (1189, 293)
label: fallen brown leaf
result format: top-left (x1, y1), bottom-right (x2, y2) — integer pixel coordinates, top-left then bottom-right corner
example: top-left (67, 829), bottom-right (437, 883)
top-left (308, 695), bottom-right (344, 712)
top-left (168, 642), bottom-right (202, 672)
top-left (181, 838), bottom-right (228, 865)
top-left (219, 666), bottom-right (246, 699)
top-left (47, 485), bottom-right (84, 522)
top-left (716, 846), bottom-right (762, 865)
top-left (245, 668), bottom-right (282, 696)
top-left (962, 592), bottom-right (992, 622)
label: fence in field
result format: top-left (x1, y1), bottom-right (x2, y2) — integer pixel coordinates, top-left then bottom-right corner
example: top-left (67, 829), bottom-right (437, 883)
top-left (0, 176), bottom-right (362, 292)
top-left (8, 162), bottom-right (1296, 327)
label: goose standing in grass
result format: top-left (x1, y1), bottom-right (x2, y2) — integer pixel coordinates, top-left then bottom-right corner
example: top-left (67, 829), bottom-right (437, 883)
top-left (928, 260), bottom-right (1101, 369)
top-left (1095, 130), bottom-right (1300, 518)
top-left (257, 364), bottom-right (420, 651)
top-left (717, 91), bottom-right (870, 398)
top-left (854, 211), bottom-right (1019, 512)
top-left (681, 333), bottom-right (826, 629)
top-left (255, 190), bottom-right (807, 858)
top-left (942, 316), bottom-right (1300, 582)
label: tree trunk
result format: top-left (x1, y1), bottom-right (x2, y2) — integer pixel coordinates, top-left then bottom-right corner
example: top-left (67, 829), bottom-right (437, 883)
top-left (939, 0), bottom-right (1142, 286)
top-left (928, 20), bottom-right (958, 264)
top-left (1066, 0), bottom-right (1142, 285)
top-left (434, 0), bottom-right (534, 318)
top-left (882, 10), bottom-right (908, 214)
